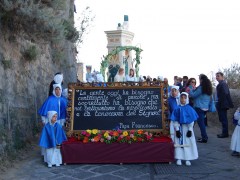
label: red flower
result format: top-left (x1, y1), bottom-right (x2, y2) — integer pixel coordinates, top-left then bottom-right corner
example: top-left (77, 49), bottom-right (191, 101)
top-left (117, 129), bottom-right (122, 134)
top-left (113, 131), bottom-right (119, 137)
top-left (83, 137), bottom-right (89, 143)
top-left (85, 132), bottom-right (91, 137)
top-left (130, 130), bottom-right (135, 134)
top-left (147, 135), bottom-right (152, 140)
top-left (93, 136), bottom-right (100, 142)
top-left (75, 129), bottom-right (154, 144)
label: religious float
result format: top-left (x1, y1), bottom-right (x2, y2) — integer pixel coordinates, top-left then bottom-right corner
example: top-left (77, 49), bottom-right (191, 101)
top-left (61, 15), bottom-right (174, 164)
top-left (61, 81), bottom-right (174, 164)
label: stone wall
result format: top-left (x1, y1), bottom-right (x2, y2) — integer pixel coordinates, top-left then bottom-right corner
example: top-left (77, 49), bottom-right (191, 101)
top-left (0, 0), bottom-right (77, 160)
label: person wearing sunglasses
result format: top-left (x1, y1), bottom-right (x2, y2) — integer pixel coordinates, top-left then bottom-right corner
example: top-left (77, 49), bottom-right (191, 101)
top-left (189, 74), bottom-right (212, 143)
top-left (184, 78), bottom-right (197, 107)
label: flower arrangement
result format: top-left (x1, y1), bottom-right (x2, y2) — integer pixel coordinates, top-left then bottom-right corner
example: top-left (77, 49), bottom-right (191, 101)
top-left (75, 129), bottom-right (153, 144)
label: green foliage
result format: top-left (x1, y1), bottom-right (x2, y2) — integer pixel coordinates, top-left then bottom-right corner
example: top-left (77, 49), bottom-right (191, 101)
top-left (1, 59), bottom-right (12, 69)
top-left (23, 45), bottom-right (38, 61)
top-left (0, 53), bottom-right (12, 70)
top-left (52, 49), bottom-right (65, 63)
top-left (75, 6), bottom-right (95, 46)
top-left (100, 46), bottom-right (143, 79)
top-left (0, 0), bottom-right (94, 68)
top-left (63, 19), bottom-right (79, 42)
top-left (219, 63), bottom-right (240, 89)
top-left (0, 0), bottom-right (75, 42)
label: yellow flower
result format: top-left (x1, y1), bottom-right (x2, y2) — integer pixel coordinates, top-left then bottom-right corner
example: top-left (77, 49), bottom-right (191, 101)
top-left (92, 129), bottom-right (98, 135)
top-left (86, 129), bottom-right (92, 134)
top-left (104, 132), bottom-right (109, 138)
top-left (123, 131), bottom-right (128, 137)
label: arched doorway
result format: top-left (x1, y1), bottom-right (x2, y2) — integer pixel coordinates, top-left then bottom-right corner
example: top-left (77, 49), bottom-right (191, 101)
top-left (100, 46), bottom-right (143, 81)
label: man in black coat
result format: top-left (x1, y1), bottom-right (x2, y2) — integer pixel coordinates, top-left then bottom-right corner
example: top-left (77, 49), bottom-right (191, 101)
top-left (216, 72), bottom-right (234, 138)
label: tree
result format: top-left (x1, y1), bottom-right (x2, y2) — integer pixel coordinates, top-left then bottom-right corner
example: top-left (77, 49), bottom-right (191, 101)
top-left (75, 6), bottom-right (95, 47)
top-left (219, 63), bottom-right (240, 89)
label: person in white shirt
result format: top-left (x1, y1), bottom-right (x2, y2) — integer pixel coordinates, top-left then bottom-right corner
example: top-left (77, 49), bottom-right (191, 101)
top-left (125, 68), bottom-right (136, 82)
top-left (114, 68), bottom-right (125, 82)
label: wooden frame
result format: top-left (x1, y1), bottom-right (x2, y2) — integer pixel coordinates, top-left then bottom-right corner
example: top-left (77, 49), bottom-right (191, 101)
top-left (66, 81), bottom-right (169, 136)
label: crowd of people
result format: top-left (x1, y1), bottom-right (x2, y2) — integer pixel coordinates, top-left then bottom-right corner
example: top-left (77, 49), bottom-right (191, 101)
top-left (167, 72), bottom-right (237, 166)
top-left (37, 70), bottom-right (238, 168)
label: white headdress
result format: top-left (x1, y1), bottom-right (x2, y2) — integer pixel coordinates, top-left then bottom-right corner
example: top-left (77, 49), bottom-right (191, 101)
top-left (47, 111), bottom-right (57, 124)
top-left (171, 85), bottom-right (179, 91)
top-left (54, 74), bottom-right (63, 84)
top-left (53, 83), bottom-right (62, 97)
top-left (170, 85), bottom-right (180, 105)
top-left (180, 92), bottom-right (189, 105)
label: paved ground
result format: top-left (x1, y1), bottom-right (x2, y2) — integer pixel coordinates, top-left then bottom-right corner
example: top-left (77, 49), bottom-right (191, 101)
top-left (1, 123), bottom-right (240, 180)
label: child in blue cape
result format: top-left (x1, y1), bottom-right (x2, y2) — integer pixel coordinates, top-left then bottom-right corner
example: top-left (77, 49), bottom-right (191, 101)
top-left (39, 111), bottom-right (67, 168)
top-left (168, 85), bottom-right (180, 140)
top-left (171, 92), bottom-right (199, 166)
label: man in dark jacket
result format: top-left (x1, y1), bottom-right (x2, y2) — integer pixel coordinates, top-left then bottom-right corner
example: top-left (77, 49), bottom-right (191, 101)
top-left (216, 72), bottom-right (234, 138)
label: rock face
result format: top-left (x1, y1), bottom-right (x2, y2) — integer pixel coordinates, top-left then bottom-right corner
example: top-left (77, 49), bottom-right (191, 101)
top-left (0, 0), bottom-right (77, 159)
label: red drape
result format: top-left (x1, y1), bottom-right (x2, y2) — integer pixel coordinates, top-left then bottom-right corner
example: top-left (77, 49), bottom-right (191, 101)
top-left (61, 137), bottom-right (174, 164)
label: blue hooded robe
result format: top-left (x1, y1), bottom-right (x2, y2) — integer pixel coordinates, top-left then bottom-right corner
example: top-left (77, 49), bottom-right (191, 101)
top-left (38, 95), bottom-right (67, 120)
top-left (39, 121), bottom-right (67, 148)
top-left (38, 83), bottom-right (67, 121)
top-left (171, 105), bottom-right (198, 124)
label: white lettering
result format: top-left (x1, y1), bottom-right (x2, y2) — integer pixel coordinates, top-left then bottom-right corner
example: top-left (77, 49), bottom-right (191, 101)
top-left (119, 123), bottom-right (130, 130)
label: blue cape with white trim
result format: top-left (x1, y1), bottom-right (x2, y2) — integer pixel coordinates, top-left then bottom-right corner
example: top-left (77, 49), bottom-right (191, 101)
top-left (38, 95), bottom-right (67, 120)
top-left (39, 122), bottom-right (67, 148)
top-left (171, 104), bottom-right (198, 124)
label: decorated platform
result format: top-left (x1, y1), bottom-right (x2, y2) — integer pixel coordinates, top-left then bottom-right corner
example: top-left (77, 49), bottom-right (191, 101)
top-left (62, 82), bottom-right (173, 164)
top-left (62, 136), bottom-right (174, 164)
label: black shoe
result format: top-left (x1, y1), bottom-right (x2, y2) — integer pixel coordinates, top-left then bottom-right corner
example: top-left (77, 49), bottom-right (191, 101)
top-left (217, 134), bottom-right (229, 138)
top-left (231, 151), bottom-right (240, 156)
top-left (197, 139), bottom-right (207, 143)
